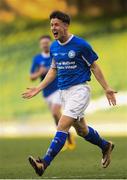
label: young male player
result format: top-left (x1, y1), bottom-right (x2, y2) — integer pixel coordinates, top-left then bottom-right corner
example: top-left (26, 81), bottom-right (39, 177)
top-left (22, 11), bottom-right (117, 176)
top-left (30, 35), bottom-right (75, 150)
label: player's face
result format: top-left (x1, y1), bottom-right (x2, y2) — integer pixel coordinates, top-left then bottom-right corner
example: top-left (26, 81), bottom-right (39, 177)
top-left (40, 38), bottom-right (51, 53)
top-left (50, 18), bottom-right (68, 41)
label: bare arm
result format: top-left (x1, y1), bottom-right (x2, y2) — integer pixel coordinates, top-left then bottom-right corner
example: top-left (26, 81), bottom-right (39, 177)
top-left (22, 68), bottom-right (57, 99)
top-left (30, 66), bottom-right (48, 81)
top-left (91, 62), bottom-right (117, 105)
top-left (91, 62), bottom-right (109, 90)
top-left (37, 68), bottom-right (56, 90)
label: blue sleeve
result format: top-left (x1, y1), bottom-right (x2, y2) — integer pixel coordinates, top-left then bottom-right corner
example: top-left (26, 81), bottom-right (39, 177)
top-left (30, 57), bottom-right (38, 73)
top-left (81, 41), bottom-right (98, 66)
top-left (50, 50), bottom-right (53, 60)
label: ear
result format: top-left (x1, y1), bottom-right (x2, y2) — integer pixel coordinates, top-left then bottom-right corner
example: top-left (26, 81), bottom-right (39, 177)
top-left (64, 23), bottom-right (69, 30)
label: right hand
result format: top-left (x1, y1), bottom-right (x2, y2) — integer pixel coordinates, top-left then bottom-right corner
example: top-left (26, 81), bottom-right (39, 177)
top-left (22, 87), bottom-right (40, 99)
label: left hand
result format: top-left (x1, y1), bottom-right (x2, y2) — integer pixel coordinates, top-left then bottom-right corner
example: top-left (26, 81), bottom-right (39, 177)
top-left (105, 88), bottom-right (117, 106)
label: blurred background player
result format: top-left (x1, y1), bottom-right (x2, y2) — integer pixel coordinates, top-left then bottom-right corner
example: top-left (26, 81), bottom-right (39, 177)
top-left (30, 35), bottom-right (75, 150)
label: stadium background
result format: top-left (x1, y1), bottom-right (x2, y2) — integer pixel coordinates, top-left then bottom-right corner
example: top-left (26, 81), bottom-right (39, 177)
top-left (0, 0), bottom-right (127, 178)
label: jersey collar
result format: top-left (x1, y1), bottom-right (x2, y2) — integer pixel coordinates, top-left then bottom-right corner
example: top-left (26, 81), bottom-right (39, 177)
top-left (41, 52), bottom-right (50, 58)
top-left (57, 34), bottom-right (74, 46)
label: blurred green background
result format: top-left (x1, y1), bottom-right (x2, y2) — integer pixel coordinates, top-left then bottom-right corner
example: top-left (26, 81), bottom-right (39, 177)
top-left (0, 0), bottom-right (127, 121)
top-left (0, 0), bottom-right (127, 179)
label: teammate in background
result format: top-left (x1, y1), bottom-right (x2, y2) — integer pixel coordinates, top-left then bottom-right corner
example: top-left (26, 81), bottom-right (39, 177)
top-left (30, 35), bottom-right (75, 150)
top-left (22, 11), bottom-right (117, 176)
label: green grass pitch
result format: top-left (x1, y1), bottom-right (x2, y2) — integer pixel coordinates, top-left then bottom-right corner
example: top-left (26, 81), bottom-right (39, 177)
top-left (0, 136), bottom-right (127, 179)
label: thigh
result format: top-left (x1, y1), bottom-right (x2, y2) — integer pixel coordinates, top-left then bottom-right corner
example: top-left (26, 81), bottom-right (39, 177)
top-left (50, 103), bottom-right (61, 114)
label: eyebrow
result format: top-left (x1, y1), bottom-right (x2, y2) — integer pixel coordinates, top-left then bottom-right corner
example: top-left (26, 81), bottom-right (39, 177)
top-left (50, 22), bottom-right (59, 25)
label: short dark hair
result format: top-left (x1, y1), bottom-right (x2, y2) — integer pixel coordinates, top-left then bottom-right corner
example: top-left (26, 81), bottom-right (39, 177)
top-left (39, 35), bottom-right (51, 41)
top-left (49, 11), bottom-right (70, 25)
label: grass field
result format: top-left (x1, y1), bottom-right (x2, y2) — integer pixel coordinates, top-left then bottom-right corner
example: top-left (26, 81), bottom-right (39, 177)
top-left (0, 137), bottom-right (127, 179)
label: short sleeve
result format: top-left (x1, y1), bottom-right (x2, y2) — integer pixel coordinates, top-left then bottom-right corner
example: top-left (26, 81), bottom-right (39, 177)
top-left (81, 41), bottom-right (98, 66)
top-left (30, 57), bottom-right (38, 73)
top-left (39, 61), bottom-right (45, 66)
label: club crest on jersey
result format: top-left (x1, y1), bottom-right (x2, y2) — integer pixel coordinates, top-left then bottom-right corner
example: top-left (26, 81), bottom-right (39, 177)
top-left (68, 50), bottom-right (76, 58)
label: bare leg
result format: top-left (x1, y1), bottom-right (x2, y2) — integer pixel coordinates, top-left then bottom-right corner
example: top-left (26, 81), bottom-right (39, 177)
top-left (50, 103), bottom-right (75, 145)
top-left (73, 118), bottom-right (89, 137)
top-left (42, 115), bottom-right (74, 167)
top-left (57, 115), bottom-right (74, 132)
top-left (50, 103), bottom-right (61, 125)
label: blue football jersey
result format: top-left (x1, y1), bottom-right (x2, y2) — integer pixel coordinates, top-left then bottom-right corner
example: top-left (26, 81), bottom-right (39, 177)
top-left (30, 53), bottom-right (58, 97)
top-left (50, 35), bottom-right (98, 90)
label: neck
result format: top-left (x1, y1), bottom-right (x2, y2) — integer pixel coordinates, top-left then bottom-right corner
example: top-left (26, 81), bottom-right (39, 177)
top-left (59, 33), bottom-right (71, 43)
top-left (42, 51), bottom-right (49, 54)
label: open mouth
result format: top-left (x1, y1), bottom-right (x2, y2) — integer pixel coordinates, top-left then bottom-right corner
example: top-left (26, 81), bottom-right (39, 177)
top-left (53, 31), bottom-right (58, 38)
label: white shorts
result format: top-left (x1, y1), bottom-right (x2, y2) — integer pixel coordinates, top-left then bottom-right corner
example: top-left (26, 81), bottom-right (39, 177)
top-left (60, 83), bottom-right (91, 120)
top-left (45, 90), bottom-right (61, 106)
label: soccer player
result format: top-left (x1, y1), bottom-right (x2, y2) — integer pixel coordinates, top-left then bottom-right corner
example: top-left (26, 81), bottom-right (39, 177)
top-left (22, 11), bottom-right (117, 176)
top-left (30, 35), bottom-right (75, 150)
